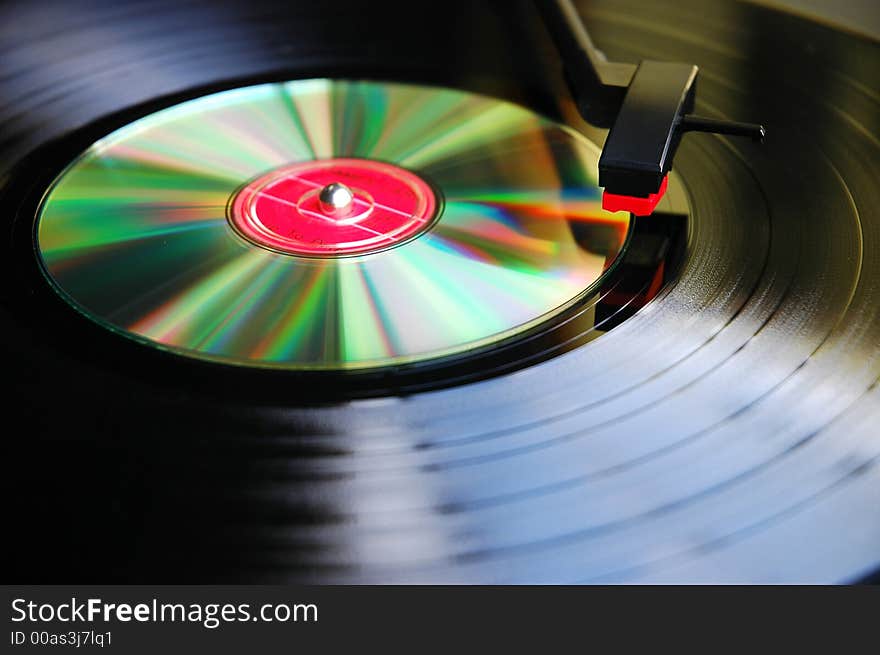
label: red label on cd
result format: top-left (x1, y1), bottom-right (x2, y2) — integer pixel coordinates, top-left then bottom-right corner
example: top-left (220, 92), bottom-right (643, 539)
top-left (229, 158), bottom-right (437, 257)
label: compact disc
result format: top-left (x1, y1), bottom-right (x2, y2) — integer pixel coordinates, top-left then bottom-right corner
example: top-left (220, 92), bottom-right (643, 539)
top-left (35, 79), bottom-right (630, 370)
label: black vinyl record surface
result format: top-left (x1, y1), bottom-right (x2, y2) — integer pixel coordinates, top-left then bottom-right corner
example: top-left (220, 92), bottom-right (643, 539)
top-left (2, 0), bottom-right (879, 583)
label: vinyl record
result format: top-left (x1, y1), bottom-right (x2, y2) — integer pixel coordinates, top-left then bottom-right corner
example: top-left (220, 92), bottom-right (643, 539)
top-left (2, 0), bottom-right (879, 584)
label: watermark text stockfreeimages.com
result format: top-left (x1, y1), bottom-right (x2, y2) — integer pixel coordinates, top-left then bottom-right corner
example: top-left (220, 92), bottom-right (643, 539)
top-left (11, 597), bottom-right (317, 630)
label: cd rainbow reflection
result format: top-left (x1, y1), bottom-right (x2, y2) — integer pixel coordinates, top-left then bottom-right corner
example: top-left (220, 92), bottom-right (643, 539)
top-left (36, 79), bottom-right (630, 369)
